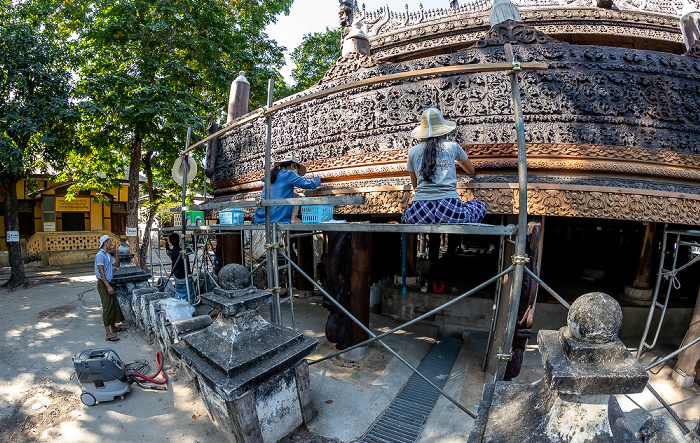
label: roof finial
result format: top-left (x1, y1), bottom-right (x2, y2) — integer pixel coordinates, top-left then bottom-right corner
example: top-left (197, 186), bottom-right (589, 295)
top-left (489, 0), bottom-right (521, 27)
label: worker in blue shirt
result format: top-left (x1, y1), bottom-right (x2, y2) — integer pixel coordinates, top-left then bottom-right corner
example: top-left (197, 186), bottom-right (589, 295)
top-left (254, 155), bottom-right (321, 223)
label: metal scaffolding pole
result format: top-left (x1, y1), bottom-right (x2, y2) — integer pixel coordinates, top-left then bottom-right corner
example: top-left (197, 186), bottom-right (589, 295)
top-left (263, 78), bottom-right (281, 325)
top-left (494, 43), bottom-right (529, 382)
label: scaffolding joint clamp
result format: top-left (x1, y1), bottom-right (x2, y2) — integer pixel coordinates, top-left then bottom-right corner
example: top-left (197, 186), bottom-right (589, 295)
top-left (256, 198), bottom-right (263, 209)
top-left (512, 254), bottom-right (530, 265)
top-left (507, 62), bottom-right (521, 75)
top-left (264, 243), bottom-right (280, 250)
top-left (497, 348), bottom-right (513, 361)
top-left (271, 287), bottom-right (282, 294)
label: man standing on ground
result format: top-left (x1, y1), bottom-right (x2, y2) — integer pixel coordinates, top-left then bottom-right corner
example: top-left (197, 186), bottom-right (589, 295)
top-left (95, 235), bottom-right (125, 341)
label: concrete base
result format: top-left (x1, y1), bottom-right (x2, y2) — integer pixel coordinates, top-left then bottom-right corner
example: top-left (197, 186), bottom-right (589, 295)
top-left (468, 380), bottom-right (639, 442)
top-left (192, 361), bottom-right (315, 443)
top-left (382, 287), bottom-right (493, 337)
top-left (671, 367), bottom-right (696, 389)
top-left (343, 345), bottom-right (369, 362)
top-left (620, 285), bottom-right (653, 307)
top-left (40, 249), bottom-right (97, 266)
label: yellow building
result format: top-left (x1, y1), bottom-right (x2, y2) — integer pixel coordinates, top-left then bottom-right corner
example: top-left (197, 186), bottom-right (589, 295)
top-left (0, 177), bottom-right (133, 266)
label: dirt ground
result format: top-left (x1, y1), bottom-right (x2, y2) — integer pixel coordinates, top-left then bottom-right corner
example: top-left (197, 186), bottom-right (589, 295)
top-left (0, 267), bottom-right (382, 443)
top-left (0, 269), bottom-right (223, 443)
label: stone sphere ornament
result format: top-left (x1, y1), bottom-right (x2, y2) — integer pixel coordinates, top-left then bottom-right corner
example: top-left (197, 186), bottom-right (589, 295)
top-left (218, 263), bottom-right (251, 290)
top-left (567, 292), bottom-right (622, 344)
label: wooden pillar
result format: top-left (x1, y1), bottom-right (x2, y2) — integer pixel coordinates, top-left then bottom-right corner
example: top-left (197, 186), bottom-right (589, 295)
top-left (406, 233), bottom-right (417, 276)
top-left (297, 235), bottom-right (314, 291)
top-left (486, 215), bottom-right (545, 379)
top-left (622, 222), bottom-right (656, 305)
top-left (672, 285), bottom-right (700, 388)
top-left (486, 215), bottom-right (517, 378)
top-left (350, 232), bottom-right (371, 346)
top-left (428, 233), bottom-right (440, 262)
top-left (218, 232), bottom-right (242, 268)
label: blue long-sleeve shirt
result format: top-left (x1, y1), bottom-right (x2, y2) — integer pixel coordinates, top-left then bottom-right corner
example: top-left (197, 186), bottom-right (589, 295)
top-left (254, 169), bottom-right (321, 223)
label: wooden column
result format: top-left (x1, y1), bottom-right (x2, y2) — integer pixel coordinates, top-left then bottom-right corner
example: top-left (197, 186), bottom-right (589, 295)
top-left (428, 233), bottom-right (441, 262)
top-left (218, 233), bottom-right (242, 268)
top-left (350, 232), bottom-right (371, 346)
top-left (672, 286), bottom-right (700, 388)
top-left (297, 235), bottom-right (314, 291)
top-left (406, 233), bottom-right (417, 277)
top-left (486, 215), bottom-right (545, 379)
top-left (622, 222), bottom-right (656, 305)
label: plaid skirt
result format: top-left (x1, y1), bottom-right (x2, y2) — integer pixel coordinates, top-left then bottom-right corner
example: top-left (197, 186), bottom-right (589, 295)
top-left (401, 198), bottom-right (487, 224)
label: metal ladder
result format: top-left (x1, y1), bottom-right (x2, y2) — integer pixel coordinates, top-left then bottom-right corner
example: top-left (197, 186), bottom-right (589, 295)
top-left (636, 224), bottom-right (700, 359)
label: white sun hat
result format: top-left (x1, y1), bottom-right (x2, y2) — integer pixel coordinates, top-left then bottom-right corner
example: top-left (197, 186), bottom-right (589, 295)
top-left (411, 108), bottom-right (457, 139)
top-left (172, 155), bottom-right (198, 185)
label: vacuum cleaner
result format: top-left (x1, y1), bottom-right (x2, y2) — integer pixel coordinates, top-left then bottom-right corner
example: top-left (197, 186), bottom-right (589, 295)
top-left (72, 348), bottom-right (168, 406)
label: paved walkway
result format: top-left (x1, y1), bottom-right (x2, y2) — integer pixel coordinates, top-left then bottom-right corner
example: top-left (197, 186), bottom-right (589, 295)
top-left (0, 263), bottom-right (698, 442)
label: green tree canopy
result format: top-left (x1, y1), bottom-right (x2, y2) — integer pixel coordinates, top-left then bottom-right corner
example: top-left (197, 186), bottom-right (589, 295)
top-left (0, 2), bottom-right (76, 287)
top-left (287, 27), bottom-right (342, 95)
top-left (57, 0), bottom-right (293, 265)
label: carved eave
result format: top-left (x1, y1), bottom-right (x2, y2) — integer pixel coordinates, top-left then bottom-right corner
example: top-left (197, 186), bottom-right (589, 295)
top-left (369, 8), bottom-right (685, 63)
top-left (471, 20), bottom-right (564, 49)
top-left (685, 41), bottom-right (700, 58)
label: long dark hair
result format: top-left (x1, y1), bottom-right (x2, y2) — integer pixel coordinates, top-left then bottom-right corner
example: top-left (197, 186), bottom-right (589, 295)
top-left (270, 161), bottom-right (294, 183)
top-left (420, 137), bottom-right (442, 182)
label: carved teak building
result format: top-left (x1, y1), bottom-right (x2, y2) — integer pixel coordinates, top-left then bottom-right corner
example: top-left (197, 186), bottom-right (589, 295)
top-left (207, 0), bottom-right (700, 379)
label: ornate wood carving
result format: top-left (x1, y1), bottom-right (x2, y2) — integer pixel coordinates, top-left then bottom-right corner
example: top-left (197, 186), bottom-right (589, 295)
top-left (471, 20), bottom-right (565, 48)
top-left (320, 52), bottom-right (381, 84)
top-left (360, 1), bottom-right (691, 39)
top-left (208, 8), bottom-right (700, 226)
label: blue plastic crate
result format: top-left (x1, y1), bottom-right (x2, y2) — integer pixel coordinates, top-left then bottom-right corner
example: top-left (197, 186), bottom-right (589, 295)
top-left (219, 209), bottom-right (244, 225)
top-left (301, 205), bottom-right (333, 223)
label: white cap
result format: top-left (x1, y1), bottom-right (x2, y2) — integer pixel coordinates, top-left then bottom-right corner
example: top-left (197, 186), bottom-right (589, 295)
top-left (99, 235), bottom-right (111, 249)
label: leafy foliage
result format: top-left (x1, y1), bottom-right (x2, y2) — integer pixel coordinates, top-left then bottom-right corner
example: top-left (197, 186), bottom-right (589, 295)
top-left (0, 2), bottom-right (76, 286)
top-left (287, 27), bottom-right (342, 94)
top-left (0, 9), bottom-right (75, 180)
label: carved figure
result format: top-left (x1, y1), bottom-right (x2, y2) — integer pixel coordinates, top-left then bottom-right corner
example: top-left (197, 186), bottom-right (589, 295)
top-left (339, 0), bottom-right (355, 41)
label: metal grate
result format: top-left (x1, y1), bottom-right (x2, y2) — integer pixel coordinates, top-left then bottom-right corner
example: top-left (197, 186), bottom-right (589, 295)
top-left (359, 336), bottom-right (462, 443)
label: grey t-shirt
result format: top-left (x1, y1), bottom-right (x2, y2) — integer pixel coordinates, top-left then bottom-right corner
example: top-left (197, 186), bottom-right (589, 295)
top-left (406, 140), bottom-right (468, 201)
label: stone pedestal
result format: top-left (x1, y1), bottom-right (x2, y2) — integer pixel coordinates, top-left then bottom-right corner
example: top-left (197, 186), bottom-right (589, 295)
top-left (172, 264), bottom-right (318, 443)
top-left (469, 292), bottom-right (691, 443)
top-left (111, 243), bottom-right (151, 324)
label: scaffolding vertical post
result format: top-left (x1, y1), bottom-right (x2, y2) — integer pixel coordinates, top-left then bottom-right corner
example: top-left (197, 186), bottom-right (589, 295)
top-left (264, 78), bottom-right (281, 324)
top-left (182, 127), bottom-right (193, 305)
top-left (149, 227), bottom-right (154, 283)
top-left (402, 233), bottom-right (407, 300)
top-left (495, 44), bottom-right (528, 382)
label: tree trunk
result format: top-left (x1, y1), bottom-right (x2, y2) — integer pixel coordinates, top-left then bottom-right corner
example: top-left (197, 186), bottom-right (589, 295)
top-left (137, 151), bottom-right (156, 270)
top-left (127, 133), bottom-right (143, 265)
top-left (1, 175), bottom-right (27, 288)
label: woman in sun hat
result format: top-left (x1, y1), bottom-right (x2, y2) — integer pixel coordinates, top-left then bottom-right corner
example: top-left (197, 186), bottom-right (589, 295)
top-left (95, 234), bottom-right (125, 341)
top-left (254, 155), bottom-right (321, 223)
top-left (401, 108), bottom-right (487, 224)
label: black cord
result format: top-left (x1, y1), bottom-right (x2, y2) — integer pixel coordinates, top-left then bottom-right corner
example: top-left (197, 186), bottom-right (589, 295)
top-left (125, 359), bottom-right (151, 374)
